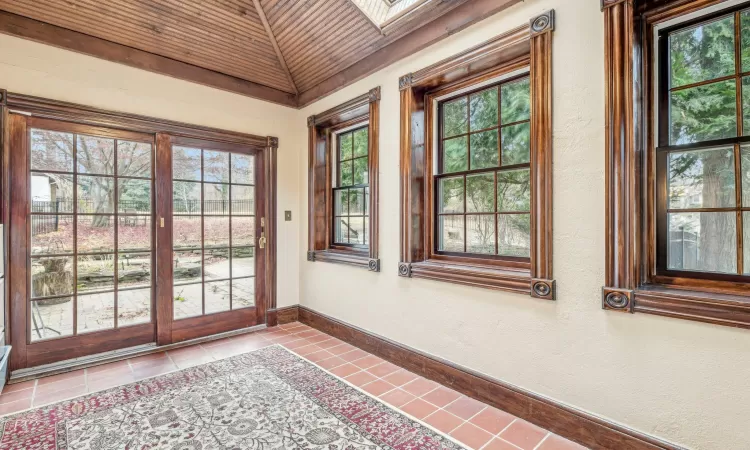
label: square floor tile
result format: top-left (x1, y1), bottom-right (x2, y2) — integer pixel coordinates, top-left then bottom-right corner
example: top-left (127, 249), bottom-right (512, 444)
top-left (399, 398), bottom-right (439, 420)
top-left (450, 422), bottom-right (494, 449)
top-left (362, 380), bottom-right (396, 396)
top-left (401, 377), bottom-right (439, 397)
top-left (537, 434), bottom-right (588, 450)
top-left (383, 369), bottom-right (419, 387)
top-left (345, 371), bottom-right (378, 387)
top-left (330, 363), bottom-right (361, 378)
top-left (422, 386), bottom-right (462, 407)
top-left (470, 406), bottom-right (516, 435)
top-left (445, 395), bottom-right (487, 420)
top-left (423, 409), bottom-right (464, 434)
top-left (367, 361), bottom-right (400, 378)
top-left (500, 419), bottom-right (548, 450)
top-left (379, 388), bottom-right (416, 407)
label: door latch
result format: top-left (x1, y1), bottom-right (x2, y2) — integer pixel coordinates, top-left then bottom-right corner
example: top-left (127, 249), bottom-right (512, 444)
top-left (259, 233), bottom-right (266, 249)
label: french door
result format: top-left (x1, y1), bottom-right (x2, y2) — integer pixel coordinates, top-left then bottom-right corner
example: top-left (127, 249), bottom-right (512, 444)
top-left (6, 114), bottom-right (265, 370)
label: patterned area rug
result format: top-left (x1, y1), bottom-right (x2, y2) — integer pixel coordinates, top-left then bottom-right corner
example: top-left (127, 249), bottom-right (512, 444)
top-left (0, 345), bottom-right (466, 449)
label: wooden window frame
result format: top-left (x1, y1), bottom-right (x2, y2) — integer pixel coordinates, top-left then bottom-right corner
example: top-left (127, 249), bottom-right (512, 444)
top-left (398, 11), bottom-right (556, 300)
top-left (307, 88), bottom-right (381, 272)
top-left (602, 0), bottom-right (750, 329)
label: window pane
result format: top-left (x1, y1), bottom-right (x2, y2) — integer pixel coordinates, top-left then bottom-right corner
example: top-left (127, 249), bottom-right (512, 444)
top-left (365, 187), bottom-right (370, 215)
top-left (501, 78), bottom-right (530, 125)
top-left (466, 173), bottom-right (495, 212)
top-left (439, 177), bottom-right (464, 213)
top-left (670, 14), bottom-right (735, 88)
top-left (443, 136), bottom-right (468, 173)
top-left (230, 185), bottom-right (254, 215)
top-left (668, 147), bottom-right (736, 209)
top-left (349, 188), bottom-right (365, 215)
top-left (77, 135), bottom-right (114, 175)
top-left (498, 214), bottom-right (530, 257)
top-left (467, 215), bottom-right (495, 254)
top-left (118, 252), bottom-right (151, 288)
top-left (498, 168), bottom-right (531, 212)
top-left (205, 280), bottom-right (230, 314)
top-left (334, 190), bottom-right (349, 216)
top-left (204, 183), bottom-right (230, 215)
top-left (232, 278), bottom-right (255, 309)
top-left (743, 77), bottom-right (750, 135)
top-left (174, 250), bottom-right (202, 284)
top-left (743, 146), bottom-right (750, 207)
top-left (231, 154), bottom-right (254, 185)
top-left (78, 215), bottom-right (115, 253)
top-left (118, 288), bottom-right (151, 326)
top-left (77, 292), bottom-right (114, 334)
top-left (173, 216), bottom-right (202, 249)
top-left (340, 160), bottom-right (353, 186)
top-left (744, 212), bottom-right (750, 274)
top-left (32, 215), bottom-right (73, 255)
top-left (118, 179), bottom-right (151, 214)
top-left (31, 130), bottom-right (74, 172)
top-left (231, 216), bottom-right (255, 247)
top-left (173, 181), bottom-right (201, 215)
top-left (340, 132), bottom-right (353, 160)
top-left (443, 97), bottom-right (468, 138)
top-left (364, 216), bottom-right (370, 246)
top-left (470, 130), bottom-right (499, 170)
top-left (232, 247), bottom-right (254, 278)
top-left (118, 141), bottom-right (151, 178)
top-left (438, 215), bottom-right (464, 252)
top-left (470, 87), bottom-right (498, 131)
top-left (30, 298), bottom-right (73, 342)
top-left (204, 216), bottom-right (229, 248)
top-left (668, 212), bottom-right (737, 273)
top-left (501, 122), bottom-right (530, 165)
top-left (31, 173), bottom-right (74, 213)
top-left (173, 147), bottom-right (202, 181)
top-left (31, 256), bottom-right (74, 298)
top-left (670, 79), bottom-right (737, 145)
top-left (77, 176), bottom-right (115, 214)
top-left (204, 248), bottom-right (229, 280)
top-left (118, 216), bottom-right (151, 252)
top-left (334, 217), bottom-right (348, 243)
top-left (173, 283), bottom-right (202, 319)
top-left (742, 11), bottom-right (750, 72)
top-left (353, 157), bottom-right (368, 185)
top-left (349, 217), bottom-right (365, 245)
top-left (77, 255), bottom-right (115, 293)
top-left (353, 128), bottom-right (368, 157)
top-left (203, 150), bottom-right (229, 183)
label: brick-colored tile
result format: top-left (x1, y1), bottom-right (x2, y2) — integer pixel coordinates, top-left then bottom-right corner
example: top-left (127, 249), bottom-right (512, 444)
top-left (401, 377), bottom-right (439, 397)
top-left (422, 386), bottom-right (462, 407)
top-left (423, 409), bottom-right (463, 434)
top-left (470, 407), bottom-right (516, 435)
top-left (88, 373), bottom-right (137, 393)
top-left (316, 338), bottom-right (345, 350)
top-left (33, 384), bottom-right (87, 407)
top-left (537, 434), bottom-right (588, 450)
top-left (445, 396), bottom-right (486, 420)
top-left (339, 349), bottom-right (368, 362)
top-left (0, 388), bottom-right (33, 405)
top-left (282, 339), bottom-right (316, 350)
top-left (399, 398), bottom-right (438, 419)
top-left (327, 343), bottom-right (357, 356)
top-left (367, 361), bottom-right (400, 378)
top-left (87, 364), bottom-right (133, 382)
top-left (483, 438), bottom-right (522, 450)
top-left (352, 355), bottom-right (384, 370)
top-left (361, 380), bottom-right (396, 397)
top-left (450, 422), bottom-right (494, 449)
top-left (330, 363), bottom-right (361, 378)
top-left (305, 350), bottom-right (335, 363)
top-left (132, 361), bottom-right (177, 381)
top-left (296, 344), bottom-right (325, 356)
top-left (345, 371), bottom-right (378, 387)
top-left (500, 420), bottom-right (548, 450)
top-left (379, 389), bottom-right (416, 407)
top-left (86, 360), bottom-right (130, 376)
top-left (317, 356), bottom-right (346, 370)
top-left (1, 380), bottom-right (36, 394)
top-left (383, 369), bottom-right (419, 387)
top-left (0, 398), bottom-right (31, 416)
top-left (35, 377), bottom-right (85, 397)
top-left (36, 369), bottom-right (85, 386)
top-left (128, 352), bottom-right (169, 367)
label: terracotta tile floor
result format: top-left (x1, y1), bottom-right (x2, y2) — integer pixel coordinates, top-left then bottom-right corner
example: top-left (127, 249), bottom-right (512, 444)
top-left (0, 321), bottom-right (587, 450)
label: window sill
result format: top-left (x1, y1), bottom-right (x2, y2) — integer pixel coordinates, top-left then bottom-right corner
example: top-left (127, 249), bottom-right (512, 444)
top-left (307, 250), bottom-right (380, 272)
top-left (398, 259), bottom-right (555, 300)
top-left (605, 285), bottom-right (750, 330)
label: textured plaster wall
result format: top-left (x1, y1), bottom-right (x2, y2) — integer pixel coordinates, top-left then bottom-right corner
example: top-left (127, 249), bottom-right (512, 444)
top-left (297, 1), bottom-right (750, 448)
top-left (0, 33), bottom-right (301, 308)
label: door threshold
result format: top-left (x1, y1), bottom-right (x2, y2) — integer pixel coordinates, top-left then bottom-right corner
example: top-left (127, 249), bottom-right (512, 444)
top-left (9, 323), bottom-right (267, 384)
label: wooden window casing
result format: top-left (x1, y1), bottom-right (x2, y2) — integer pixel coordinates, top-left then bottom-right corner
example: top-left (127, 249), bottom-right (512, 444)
top-left (398, 11), bottom-right (556, 300)
top-left (602, 0), bottom-right (750, 329)
top-left (307, 88), bottom-right (381, 272)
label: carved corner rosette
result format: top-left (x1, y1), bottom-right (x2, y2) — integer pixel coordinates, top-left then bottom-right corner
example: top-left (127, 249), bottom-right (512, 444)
top-left (368, 258), bottom-right (381, 272)
top-left (368, 86), bottom-right (381, 103)
top-left (399, 73), bottom-right (413, 91)
top-left (267, 136), bottom-right (279, 148)
top-left (531, 279), bottom-right (556, 300)
top-left (307, 115), bottom-right (316, 128)
top-left (398, 262), bottom-right (412, 278)
top-left (602, 288), bottom-right (633, 313)
top-left (307, 251), bottom-right (316, 262)
top-left (529, 10), bottom-right (555, 37)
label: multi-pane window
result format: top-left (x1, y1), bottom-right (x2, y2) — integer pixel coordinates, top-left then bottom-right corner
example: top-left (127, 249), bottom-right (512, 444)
top-left (333, 126), bottom-right (369, 247)
top-left (659, 5), bottom-right (750, 277)
top-left (172, 147), bottom-right (256, 319)
top-left (29, 129), bottom-right (153, 341)
top-left (436, 76), bottom-right (531, 257)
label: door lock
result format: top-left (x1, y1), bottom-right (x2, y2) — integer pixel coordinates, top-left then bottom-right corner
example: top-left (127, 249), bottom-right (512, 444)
top-left (259, 233), bottom-right (266, 249)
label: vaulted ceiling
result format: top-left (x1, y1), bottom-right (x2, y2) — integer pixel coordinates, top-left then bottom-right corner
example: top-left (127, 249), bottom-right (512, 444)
top-left (0, 0), bottom-right (521, 108)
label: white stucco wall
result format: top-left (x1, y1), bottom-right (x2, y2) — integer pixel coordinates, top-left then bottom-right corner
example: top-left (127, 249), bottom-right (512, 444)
top-left (0, 33), bottom-right (301, 308)
top-left (297, 1), bottom-right (750, 449)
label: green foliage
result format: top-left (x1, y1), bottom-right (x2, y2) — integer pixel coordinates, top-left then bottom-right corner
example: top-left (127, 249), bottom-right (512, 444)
top-left (498, 169), bottom-right (531, 212)
top-left (470, 88), bottom-right (498, 131)
top-left (501, 78), bottom-right (530, 124)
top-left (670, 15), bottom-right (734, 88)
top-left (443, 136), bottom-right (468, 173)
top-left (466, 173), bottom-right (494, 212)
top-left (470, 130), bottom-right (499, 170)
top-left (501, 123), bottom-right (530, 165)
top-left (443, 98), bottom-right (468, 137)
top-left (353, 129), bottom-right (368, 157)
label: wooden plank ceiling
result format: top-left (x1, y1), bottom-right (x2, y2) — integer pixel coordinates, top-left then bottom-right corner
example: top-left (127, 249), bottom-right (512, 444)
top-left (0, 0), bottom-right (523, 107)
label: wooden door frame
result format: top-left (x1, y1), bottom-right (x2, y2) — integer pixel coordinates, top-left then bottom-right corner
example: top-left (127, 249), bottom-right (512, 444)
top-left (0, 91), bottom-right (278, 371)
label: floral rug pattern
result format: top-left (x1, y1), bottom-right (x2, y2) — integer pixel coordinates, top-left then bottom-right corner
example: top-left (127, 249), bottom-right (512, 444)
top-left (0, 345), bottom-right (465, 449)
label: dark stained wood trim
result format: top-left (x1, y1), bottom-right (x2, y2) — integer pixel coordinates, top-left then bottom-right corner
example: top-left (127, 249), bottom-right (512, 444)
top-left (297, 305), bottom-right (682, 450)
top-left (307, 89), bottom-right (381, 271)
top-left (171, 308), bottom-right (262, 343)
top-left (297, 0), bottom-right (525, 107)
top-left (155, 133), bottom-right (174, 345)
top-left (398, 16), bottom-right (555, 299)
top-left (0, 11), bottom-right (298, 108)
top-left (267, 305), bottom-right (299, 327)
top-left (263, 136), bottom-right (278, 322)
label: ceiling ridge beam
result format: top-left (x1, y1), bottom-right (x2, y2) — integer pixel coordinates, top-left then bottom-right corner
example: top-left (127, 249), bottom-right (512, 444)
top-left (252, 0), bottom-right (298, 95)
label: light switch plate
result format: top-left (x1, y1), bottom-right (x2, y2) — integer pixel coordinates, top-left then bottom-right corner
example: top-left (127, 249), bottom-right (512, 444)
top-left (285, 211), bottom-right (292, 221)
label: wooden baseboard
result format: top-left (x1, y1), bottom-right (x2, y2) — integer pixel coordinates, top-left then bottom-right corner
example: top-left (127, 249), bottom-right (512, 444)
top-left (267, 305), bottom-right (300, 327)
top-left (296, 305), bottom-right (682, 450)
